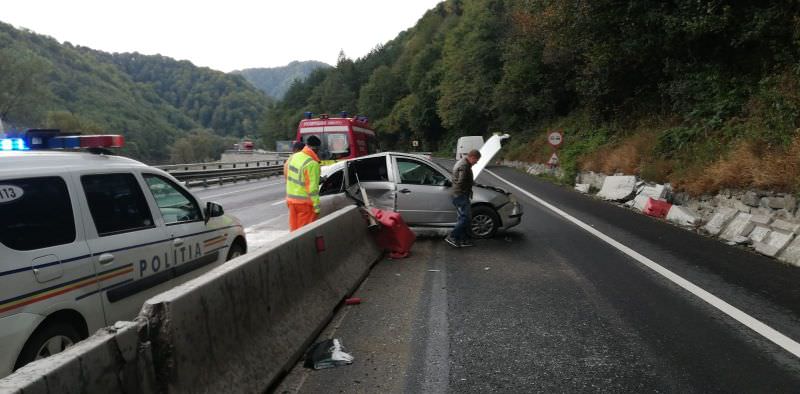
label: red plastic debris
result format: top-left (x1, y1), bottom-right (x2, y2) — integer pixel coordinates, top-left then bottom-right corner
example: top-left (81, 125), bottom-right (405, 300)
top-left (345, 297), bottom-right (362, 305)
top-left (642, 198), bottom-right (672, 219)
top-left (370, 208), bottom-right (416, 259)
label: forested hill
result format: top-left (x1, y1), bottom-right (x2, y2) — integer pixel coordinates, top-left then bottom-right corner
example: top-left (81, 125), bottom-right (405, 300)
top-left (266, 0), bottom-right (800, 194)
top-left (0, 21), bottom-right (271, 163)
top-left (233, 61), bottom-right (331, 99)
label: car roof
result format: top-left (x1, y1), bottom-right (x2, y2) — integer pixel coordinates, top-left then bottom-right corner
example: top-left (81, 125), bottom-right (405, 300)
top-left (0, 151), bottom-right (150, 177)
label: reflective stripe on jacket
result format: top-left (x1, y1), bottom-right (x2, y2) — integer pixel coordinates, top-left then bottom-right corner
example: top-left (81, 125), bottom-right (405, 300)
top-left (285, 146), bottom-right (321, 212)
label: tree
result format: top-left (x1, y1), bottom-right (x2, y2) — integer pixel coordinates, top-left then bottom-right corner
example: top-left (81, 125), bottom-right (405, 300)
top-left (0, 47), bottom-right (49, 124)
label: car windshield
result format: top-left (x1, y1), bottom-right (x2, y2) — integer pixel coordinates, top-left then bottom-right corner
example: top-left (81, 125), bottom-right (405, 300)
top-left (302, 133), bottom-right (350, 160)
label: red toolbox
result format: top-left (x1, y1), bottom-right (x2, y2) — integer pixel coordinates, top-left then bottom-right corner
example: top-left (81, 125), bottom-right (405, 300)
top-left (370, 208), bottom-right (416, 258)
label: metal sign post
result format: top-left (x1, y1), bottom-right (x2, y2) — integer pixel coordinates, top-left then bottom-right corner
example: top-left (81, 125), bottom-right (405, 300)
top-left (547, 130), bottom-right (563, 170)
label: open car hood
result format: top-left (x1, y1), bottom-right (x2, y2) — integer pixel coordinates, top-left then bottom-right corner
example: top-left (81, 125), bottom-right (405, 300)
top-left (471, 133), bottom-right (510, 179)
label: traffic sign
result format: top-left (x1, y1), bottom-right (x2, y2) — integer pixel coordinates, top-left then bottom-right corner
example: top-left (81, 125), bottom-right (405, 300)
top-left (547, 152), bottom-right (559, 166)
top-left (547, 130), bottom-right (563, 148)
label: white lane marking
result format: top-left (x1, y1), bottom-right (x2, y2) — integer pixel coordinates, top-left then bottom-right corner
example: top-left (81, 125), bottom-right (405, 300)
top-left (486, 168), bottom-right (800, 359)
top-left (271, 199), bottom-right (286, 206)
top-left (200, 180), bottom-right (284, 200)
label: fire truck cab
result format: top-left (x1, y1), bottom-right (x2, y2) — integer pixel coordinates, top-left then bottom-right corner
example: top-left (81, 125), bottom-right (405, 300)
top-left (295, 113), bottom-right (379, 163)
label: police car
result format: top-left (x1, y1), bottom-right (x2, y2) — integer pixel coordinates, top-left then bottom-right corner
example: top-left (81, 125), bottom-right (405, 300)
top-left (0, 130), bottom-right (247, 377)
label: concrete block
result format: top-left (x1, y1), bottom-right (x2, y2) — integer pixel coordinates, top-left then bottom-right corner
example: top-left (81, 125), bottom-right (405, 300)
top-left (639, 183), bottom-right (668, 200)
top-left (771, 219), bottom-right (800, 234)
top-left (704, 207), bottom-right (738, 236)
top-left (733, 200), bottom-right (751, 213)
top-left (785, 195), bottom-right (797, 212)
top-left (574, 183), bottom-right (590, 194)
top-left (597, 175), bottom-right (637, 201)
top-left (720, 212), bottom-right (755, 241)
top-left (765, 197), bottom-right (787, 210)
top-left (138, 206), bottom-right (382, 393)
top-left (627, 195), bottom-right (650, 211)
top-left (778, 236), bottom-right (800, 267)
top-left (751, 213), bottom-right (773, 226)
top-left (0, 321), bottom-right (152, 394)
top-left (754, 230), bottom-right (794, 257)
top-left (667, 206), bottom-right (702, 226)
top-left (742, 191), bottom-right (761, 207)
top-left (748, 225), bottom-right (771, 243)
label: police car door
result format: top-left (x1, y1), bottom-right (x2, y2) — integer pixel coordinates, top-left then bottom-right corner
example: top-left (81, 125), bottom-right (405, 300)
top-left (140, 173), bottom-right (225, 287)
top-left (77, 172), bottom-right (171, 325)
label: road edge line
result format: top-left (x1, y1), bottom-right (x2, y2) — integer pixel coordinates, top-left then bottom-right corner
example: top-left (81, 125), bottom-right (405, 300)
top-left (486, 169), bottom-right (800, 359)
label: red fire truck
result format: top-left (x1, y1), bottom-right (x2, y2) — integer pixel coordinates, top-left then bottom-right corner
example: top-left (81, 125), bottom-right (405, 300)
top-left (295, 112), bottom-right (379, 163)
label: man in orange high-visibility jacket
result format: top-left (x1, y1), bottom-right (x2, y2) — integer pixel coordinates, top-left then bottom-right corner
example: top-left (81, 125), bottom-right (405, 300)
top-left (286, 136), bottom-right (322, 231)
top-left (283, 140), bottom-right (306, 181)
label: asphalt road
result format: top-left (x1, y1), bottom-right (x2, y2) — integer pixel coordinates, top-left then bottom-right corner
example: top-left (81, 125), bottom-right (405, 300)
top-left (275, 165), bottom-right (800, 393)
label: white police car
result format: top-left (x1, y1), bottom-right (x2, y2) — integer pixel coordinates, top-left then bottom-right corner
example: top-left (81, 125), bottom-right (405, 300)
top-left (0, 131), bottom-right (247, 377)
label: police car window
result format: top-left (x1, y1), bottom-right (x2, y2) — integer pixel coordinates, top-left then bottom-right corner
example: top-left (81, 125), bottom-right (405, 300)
top-left (320, 169), bottom-right (344, 196)
top-left (81, 173), bottom-right (154, 236)
top-left (351, 157), bottom-right (388, 182)
top-left (396, 158), bottom-right (448, 186)
top-left (0, 177), bottom-right (76, 251)
top-left (142, 174), bottom-right (202, 224)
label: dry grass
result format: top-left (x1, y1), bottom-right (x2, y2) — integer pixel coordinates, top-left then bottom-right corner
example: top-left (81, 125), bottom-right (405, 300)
top-left (675, 137), bottom-right (800, 195)
top-left (579, 132), bottom-right (657, 175)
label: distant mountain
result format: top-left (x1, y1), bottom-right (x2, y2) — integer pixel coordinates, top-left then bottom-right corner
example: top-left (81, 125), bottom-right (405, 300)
top-left (0, 21), bottom-right (272, 163)
top-left (233, 61), bottom-right (331, 99)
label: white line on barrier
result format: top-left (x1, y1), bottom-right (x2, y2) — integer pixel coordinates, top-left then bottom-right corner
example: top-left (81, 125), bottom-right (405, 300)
top-left (485, 168), bottom-right (800, 359)
top-left (200, 180), bottom-right (284, 200)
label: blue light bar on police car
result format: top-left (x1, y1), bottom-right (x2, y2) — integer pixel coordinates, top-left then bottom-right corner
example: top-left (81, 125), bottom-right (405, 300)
top-left (0, 138), bottom-right (28, 151)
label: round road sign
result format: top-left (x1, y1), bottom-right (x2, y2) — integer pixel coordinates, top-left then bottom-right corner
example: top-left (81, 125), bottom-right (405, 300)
top-left (547, 131), bottom-right (563, 148)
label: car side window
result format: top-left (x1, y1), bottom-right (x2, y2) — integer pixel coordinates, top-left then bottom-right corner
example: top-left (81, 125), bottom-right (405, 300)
top-left (351, 157), bottom-right (389, 182)
top-left (320, 169), bottom-right (344, 196)
top-left (81, 173), bottom-right (155, 236)
top-left (396, 158), bottom-right (448, 186)
top-left (0, 177), bottom-right (76, 251)
top-left (142, 174), bottom-right (202, 224)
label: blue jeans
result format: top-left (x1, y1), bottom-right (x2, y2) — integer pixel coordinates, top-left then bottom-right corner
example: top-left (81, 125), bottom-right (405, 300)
top-left (450, 194), bottom-right (471, 242)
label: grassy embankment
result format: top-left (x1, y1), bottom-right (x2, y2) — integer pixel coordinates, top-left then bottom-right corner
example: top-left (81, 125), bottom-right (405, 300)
top-left (504, 71), bottom-right (800, 196)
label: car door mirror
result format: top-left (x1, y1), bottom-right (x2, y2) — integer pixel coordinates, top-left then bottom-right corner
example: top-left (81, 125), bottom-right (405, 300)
top-left (443, 179), bottom-right (452, 187)
top-left (204, 201), bottom-right (224, 223)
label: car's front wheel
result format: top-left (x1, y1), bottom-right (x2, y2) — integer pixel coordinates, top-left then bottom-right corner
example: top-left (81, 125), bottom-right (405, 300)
top-left (470, 205), bottom-right (500, 239)
top-left (226, 241), bottom-right (245, 261)
top-left (15, 321), bottom-right (81, 370)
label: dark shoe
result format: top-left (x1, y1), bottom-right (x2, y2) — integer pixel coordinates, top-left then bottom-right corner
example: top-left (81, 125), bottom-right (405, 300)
top-left (445, 236), bottom-right (460, 248)
top-left (460, 240), bottom-right (475, 247)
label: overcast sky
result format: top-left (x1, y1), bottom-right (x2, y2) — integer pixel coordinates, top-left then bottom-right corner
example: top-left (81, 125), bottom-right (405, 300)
top-left (2, 0), bottom-right (443, 72)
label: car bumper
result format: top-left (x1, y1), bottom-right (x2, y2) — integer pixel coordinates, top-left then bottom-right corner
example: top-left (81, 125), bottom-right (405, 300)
top-left (0, 312), bottom-right (43, 379)
top-left (498, 199), bottom-right (523, 230)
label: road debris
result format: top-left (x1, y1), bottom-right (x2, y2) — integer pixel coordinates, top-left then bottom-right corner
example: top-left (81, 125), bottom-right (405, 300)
top-left (345, 297), bottom-right (362, 305)
top-left (304, 339), bottom-right (354, 370)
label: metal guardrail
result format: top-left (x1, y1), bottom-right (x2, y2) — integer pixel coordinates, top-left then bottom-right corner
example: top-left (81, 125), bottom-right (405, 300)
top-left (157, 160), bottom-right (285, 187)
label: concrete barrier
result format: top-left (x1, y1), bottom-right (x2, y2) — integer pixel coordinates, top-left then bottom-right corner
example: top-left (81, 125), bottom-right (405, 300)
top-left (0, 206), bottom-right (381, 393)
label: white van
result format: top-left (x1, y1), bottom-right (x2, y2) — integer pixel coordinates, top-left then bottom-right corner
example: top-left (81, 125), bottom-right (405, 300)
top-left (456, 136), bottom-right (484, 160)
top-left (0, 131), bottom-right (247, 377)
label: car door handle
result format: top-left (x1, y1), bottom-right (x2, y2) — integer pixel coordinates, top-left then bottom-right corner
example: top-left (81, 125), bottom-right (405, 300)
top-left (400, 188), bottom-right (411, 194)
top-left (98, 253), bottom-right (115, 265)
top-left (173, 238), bottom-right (184, 247)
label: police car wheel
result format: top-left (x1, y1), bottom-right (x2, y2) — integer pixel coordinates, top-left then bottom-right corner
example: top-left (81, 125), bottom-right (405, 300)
top-left (226, 242), bottom-right (245, 261)
top-left (15, 322), bottom-right (82, 370)
top-left (470, 206), bottom-right (500, 239)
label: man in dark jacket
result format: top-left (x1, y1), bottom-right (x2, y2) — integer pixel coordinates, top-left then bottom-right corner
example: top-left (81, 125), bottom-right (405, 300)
top-left (446, 149), bottom-right (481, 247)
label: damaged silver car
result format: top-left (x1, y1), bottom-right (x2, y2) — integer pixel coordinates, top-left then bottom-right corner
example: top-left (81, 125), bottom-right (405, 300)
top-left (318, 152), bottom-right (522, 238)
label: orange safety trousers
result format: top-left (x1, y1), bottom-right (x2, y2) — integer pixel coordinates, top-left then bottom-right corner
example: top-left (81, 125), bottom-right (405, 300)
top-left (288, 202), bottom-right (317, 231)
